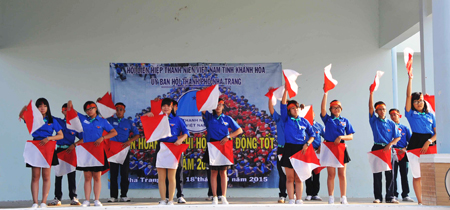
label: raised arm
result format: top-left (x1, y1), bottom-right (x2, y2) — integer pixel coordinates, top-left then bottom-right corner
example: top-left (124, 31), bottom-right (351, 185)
top-left (369, 91), bottom-right (374, 116)
top-left (405, 75), bottom-right (413, 112)
top-left (281, 85), bottom-right (288, 105)
top-left (321, 93), bottom-right (328, 117)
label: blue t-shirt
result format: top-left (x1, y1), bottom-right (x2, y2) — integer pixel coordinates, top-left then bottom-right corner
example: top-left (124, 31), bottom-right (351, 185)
top-left (138, 161), bottom-right (147, 170)
top-left (272, 110), bottom-right (286, 146)
top-left (306, 121), bottom-right (325, 149)
top-left (30, 116), bottom-right (63, 140)
top-left (394, 123), bottom-right (412, 148)
top-left (203, 111), bottom-right (240, 141)
top-left (54, 117), bottom-right (82, 145)
top-left (78, 113), bottom-right (114, 143)
top-left (255, 164), bottom-right (265, 175)
top-left (321, 113), bottom-right (355, 142)
top-left (158, 114), bottom-right (190, 143)
top-left (236, 165), bottom-right (245, 174)
top-left (404, 108), bottom-right (436, 135)
top-left (129, 161), bottom-right (138, 170)
top-left (107, 117), bottom-right (139, 143)
top-left (280, 104), bottom-right (315, 145)
top-left (369, 113), bottom-right (401, 145)
top-left (245, 167), bottom-right (255, 176)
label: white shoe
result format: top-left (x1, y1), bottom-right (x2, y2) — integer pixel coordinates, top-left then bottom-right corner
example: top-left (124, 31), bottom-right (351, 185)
top-left (212, 197), bottom-right (218, 205)
top-left (107, 198), bottom-right (116, 202)
top-left (158, 200), bottom-right (166, 205)
top-left (373, 199), bottom-right (381, 203)
top-left (328, 196), bottom-right (334, 204)
top-left (31, 203), bottom-right (39, 208)
top-left (312, 196), bottom-right (322, 201)
top-left (205, 196), bottom-right (213, 201)
top-left (39, 203), bottom-right (47, 208)
top-left (47, 199), bottom-right (61, 206)
top-left (295, 200), bottom-right (303, 204)
top-left (278, 197), bottom-right (285, 203)
top-left (120, 197), bottom-right (131, 202)
top-left (288, 199), bottom-right (295, 204)
top-left (94, 200), bottom-right (102, 206)
top-left (167, 201), bottom-right (174, 205)
top-left (82, 200), bottom-right (90, 207)
top-left (403, 197), bottom-right (414, 202)
top-left (305, 196), bottom-right (312, 201)
top-left (340, 196), bottom-right (348, 205)
top-left (177, 197), bottom-right (186, 204)
top-left (220, 196), bottom-right (229, 205)
top-left (71, 197), bottom-right (81, 205)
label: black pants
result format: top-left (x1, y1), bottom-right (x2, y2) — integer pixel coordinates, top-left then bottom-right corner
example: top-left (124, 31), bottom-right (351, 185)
top-left (305, 172), bottom-right (320, 196)
top-left (165, 162), bottom-right (184, 198)
top-left (393, 155), bottom-right (410, 198)
top-left (277, 148), bottom-right (287, 198)
top-left (110, 152), bottom-right (130, 199)
top-left (372, 144), bottom-right (394, 201)
top-left (206, 166), bottom-right (222, 196)
top-left (54, 148), bottom-right (77, 200)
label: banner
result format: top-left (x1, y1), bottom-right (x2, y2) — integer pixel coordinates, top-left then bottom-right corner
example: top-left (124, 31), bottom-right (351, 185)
top-left (110, 63), bottom-right (282, 188)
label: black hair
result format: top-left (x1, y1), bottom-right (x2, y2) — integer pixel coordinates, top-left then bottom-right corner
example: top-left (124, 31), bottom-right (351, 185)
top-left (374, 101), bottom-right (386, 109)
top-left (161, 98), bottom-right (173, 108)
top-left (62, 103), bottom-right (67, 109)
top-left (329, 99), bottom-right (343, 113)
top-left (83, 101), bottom-right (100, 116)
top-left (35, 98), bottom-right (53, 123)
top-left (411, 92), bottom-right (428, 113)
top-left (115, 102), bottom-right (126, 108)
top-left (286, 100), bottom-right (299, 117)
top-left (389, 108), bottom-right (400, 114)
top-left (212, 98), bottom-right (225, 116)
top-left (171, 99), bottom-right (178, 116)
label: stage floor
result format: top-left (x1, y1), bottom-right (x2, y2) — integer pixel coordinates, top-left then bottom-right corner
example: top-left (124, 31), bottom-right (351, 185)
top-left (1, 197), bottom-right (448, 209)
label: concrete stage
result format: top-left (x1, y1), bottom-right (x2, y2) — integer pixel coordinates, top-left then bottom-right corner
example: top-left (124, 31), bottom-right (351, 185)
top-left (1, 198), bottom-right (448, 210)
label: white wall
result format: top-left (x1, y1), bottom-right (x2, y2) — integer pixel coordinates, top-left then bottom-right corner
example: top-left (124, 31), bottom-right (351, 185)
top-left (0, 0), bottom-right (398, 201)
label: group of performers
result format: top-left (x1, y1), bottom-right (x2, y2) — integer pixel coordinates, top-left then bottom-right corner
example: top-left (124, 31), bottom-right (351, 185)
top-left (20, 69), bottom-right (435, 207)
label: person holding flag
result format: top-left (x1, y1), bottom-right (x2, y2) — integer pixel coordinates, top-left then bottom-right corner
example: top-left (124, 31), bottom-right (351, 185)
top-left (388, 108), bottom-right (414, 202)
top-left (267, 87), bottom-right (287, 203)
top-left (47, 103), bottom-right (83, 206)
top-left (67, 100), bottom-right (118, 207)
top-left (19, 98), bottom-right (64, 208)
top-left (106, 102), bottom-right (140, 203)
top-left (320, 83), bottom-right (355, 205)
top-left (202, 98), bottom-right (243, 205)
top-left (404, 73), bottom-right (436, 205)
top-left (368, 90), bottom-right (401, 204)
top-left (280, 86), bottom-right (315, 205)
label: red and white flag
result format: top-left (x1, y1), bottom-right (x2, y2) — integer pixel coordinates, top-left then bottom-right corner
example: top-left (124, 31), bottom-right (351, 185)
top-left (424, 94), bottom-right (435, 114)
top-left (298, 105), bottom-right (314, 125)
top-left (404, 47), bottom-right (414, 77)
top-left (76, 142), bottom-right (105, 167)
top-left (406, 145), bottom-right (437, 178)
top-left (313, 151), bottom-right (326, 175)
top-left (265, 86), bottom-right (285, 106)
top-left (283, 69), bottom-right (301, 98)
top-left (23, 140), bottom-right (56, 168)
top-left (107, 140), bottom-right (130, 164)
top-left (323, 64), bottom-right (338, 93)
top-left (289, 145), bottom-right (321, 181)
top-left (367, 149), bottom-right (392, 173)
top-left (151, 100), bottom-right (162, 115)
top-left (66, 108), bottom-right (83, 133)
top-left (196, 84), bottom-right (220, 112)
top-left (97, 92), bottom-right (116, 118)
top-left (22, 100), bottom-right (45, 134)
top-left (369, 71), bottom-right (384, 92)
top-left (393, 148), bottom-right (406, 162)
top-left (156, 142), bottom-right (189, 169)
top-left (54, 150), bottom-right (77, 176)
top-left (208, 140), bottom-right (234, 166)
top-left (140, 115), bottom-right (172, 143)
top-left (319, 142), bottom-right (345, 168)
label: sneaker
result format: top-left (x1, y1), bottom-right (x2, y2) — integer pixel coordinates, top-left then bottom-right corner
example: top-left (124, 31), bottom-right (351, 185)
top-left (305, 196), bottom-right (312, 201)
top-left (82, 200), bottom-right (90, 207)
top-left (107, 198), bottom-right (116, 202)
top-left (288, 199), bottom-right (295, 204)
top-left (418, 203), bottom-right (423, 205)
top-left (387, 198), bottom-right (399, 204)
top-left (205, 196), bottom-right (213, 201)
top-left (403, 197), bottom-right (414, 202)
top-left (312, 196), bottom-right (322, 201)
top-left (277, 197), bottom-right (285, 203)
top-left (177, 197), bottom-right (186, 204)
top-left (119, 197), bottom-right (131, 202)
top-left (31, 203), bottom-right (39, 208)
top-left (295, 200), bottom-right (303, 204)
top-left (220, 196), bottom-right (229, 205)
top-left (167, 201), bottom-right (174, 205)
top-left (39, 203), bottom-right (47, 208)
top-left (218, 196), bottom-right (222, 201)
top-left (94, 200), bottom-right (102, 207)
top-left (47, 199), bottom-right (61, 206)
top-left (373, 199), bottom-right (381, 203)
top-left (158, 200), bottom-right (166, 205)
top-left (165, 198), bottom-right (169, 203)
top-left (328, 196), bottom-right (334, 204)
top-left (340, 196), bottom-right (348, 205)
top-left (212, 197), bottom-right (218, 205)
top-left (71, 197), bottom-right (81, 205)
